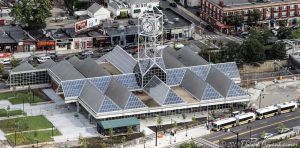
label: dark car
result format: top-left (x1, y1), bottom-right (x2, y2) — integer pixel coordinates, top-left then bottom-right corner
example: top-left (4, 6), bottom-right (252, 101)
top-left (170, 3), bottom-right (177, 7)
top-left (205, 25), bottom-right (214, 32)
top-left (128, 20), bottom-right (135, 25)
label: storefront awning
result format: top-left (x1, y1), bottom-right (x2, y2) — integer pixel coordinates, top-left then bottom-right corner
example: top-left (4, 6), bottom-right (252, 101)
top-left (215, 22), bottom-right (228, 29)
top-left (97, 117), bottom-right (139, 129)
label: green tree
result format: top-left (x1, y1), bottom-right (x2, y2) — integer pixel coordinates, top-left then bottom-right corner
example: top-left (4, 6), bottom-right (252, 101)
top-left (64, 0), bottom-right (78, 15)
top-left (260, 131), bottom-right (266, 139)
top-left (121, 136), bottom-right (126, 145)
top-left (172, 121), bottom-right (177, 129)
top-left (79, 137), bottom-right (88, 148)
top-left (108, 128), bottom-right (114, 145)
top-left (265, 42), bottom-right (286, 60)
top-left (278, 20), bottom-right (288, 27)
top-left (179, 141), bottom-right (203, 148)
top-left (241, 38), bottom-right (265, 63)
top-left (157, 116), bottom-right (163, 127)
top-left (224, 14), bottom-right (244, 30)
top-left (100, 140), bottom-right (107, 148)
top-left (11, 58), bottom-right (21, 68)
top-left (0, 64), bottom-right (4, 75)
top-left (220, 41), bottom-right (241, 63)
top-left (127, 125), bottom-right (133, 138)
top-left (191, 117), bottom-right (197, 127)
top-left (277, 123), bottom-right (286, 131)
top-left (10, 0), bottom-right (52, 29)
top-left (290, 28), bottom-right (300, 39)
top-left (277, 27), bottom-right (292, 39)
top-left (182, 113), bottom-right (186, 122)
top-left (261, 28), bottom-right (272, 45)
top-left (247, 9), bottom-right (261, 26)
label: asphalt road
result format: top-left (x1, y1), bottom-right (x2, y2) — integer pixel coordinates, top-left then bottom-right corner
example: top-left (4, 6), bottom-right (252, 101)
top-left (201, 109), bottom-right (300, 145)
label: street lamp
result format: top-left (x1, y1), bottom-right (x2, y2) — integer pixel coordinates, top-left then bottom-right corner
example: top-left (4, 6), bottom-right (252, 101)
top-left (228, 129), bottom-right (239, 148)
top-left (185, 125), bottom-right (188, 137)
top-left (247, 126), bottom-right (252, 140)
top-left (259, 89), bottom-right (264, 108)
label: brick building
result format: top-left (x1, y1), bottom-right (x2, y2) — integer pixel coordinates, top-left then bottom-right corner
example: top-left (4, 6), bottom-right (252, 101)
top-left (200, 0), bottom-right (300, 32)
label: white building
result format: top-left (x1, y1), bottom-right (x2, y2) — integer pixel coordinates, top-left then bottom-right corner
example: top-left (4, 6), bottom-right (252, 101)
top-left (0, 8), bottom-right (13, 25)
top-left (108, 0), bottom-right (159, 18)
top-left (75, 3), bottom-right (111, 20)
top-left (180, 0), bottom-right (200, 7)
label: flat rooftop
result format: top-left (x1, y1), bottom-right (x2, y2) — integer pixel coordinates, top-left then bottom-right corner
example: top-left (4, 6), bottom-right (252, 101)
top-left (133, 91), bottom-right (161, 108)
top-left (210, 0), bottom-right (298, 7)
top-left (100, 63), bottom-right (122, 75)
top-left (163, 8), bottom-right (192, 29)
top-left (172, 86), bottom-right (198, 103)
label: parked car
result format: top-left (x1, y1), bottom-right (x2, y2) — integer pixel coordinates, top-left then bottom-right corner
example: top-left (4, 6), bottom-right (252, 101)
top-left (37, 56), bottom-right (51, 63)
top-left (80, 50), bottom-right (94, 56)
top-left (0, 59), bottom-right (11, 65)
top-left (278, 128), bottom-right (292, 134)
top-left (205, 25), bottom-right (214, 32)
top-left (249, 138), bottom-right (259, 143)
top-left (46, 53), bottom-right (57, 59)
top-left (261, 133), bottom-right (273, 139)
top-left (128, 20), bottom-right (135, 25)
top-left (170, 3), bottom-right (177, 7)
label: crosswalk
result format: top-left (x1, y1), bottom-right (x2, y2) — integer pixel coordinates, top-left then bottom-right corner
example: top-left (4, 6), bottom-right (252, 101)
top-left (203, 35), bottom-right (221, 40)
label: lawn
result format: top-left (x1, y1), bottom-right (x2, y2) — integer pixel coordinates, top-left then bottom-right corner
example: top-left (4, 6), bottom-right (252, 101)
top-left (6, 129), bottom-right (61, 146)
top-left (0, 109), bottom-right (25, 117)
top-left (0, 91), bottom-right (46, 104)
top-left (0, 115), bottom-right (54, 133)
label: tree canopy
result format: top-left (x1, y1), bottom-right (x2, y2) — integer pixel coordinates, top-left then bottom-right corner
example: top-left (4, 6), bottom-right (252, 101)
top-left (224, 14), bottom-right (243, 29)
top-left (247, 9), bottom-right (261, 26)
top-left (10, 0), bottom-right (52, 29)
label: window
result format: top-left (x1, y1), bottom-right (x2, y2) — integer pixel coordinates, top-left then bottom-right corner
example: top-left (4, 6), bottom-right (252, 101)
top-left (274, 13), bottom-right (278, 18)
top-left (290, 5), bottom-right (295, 9)
top-left (274, 6), bottom-right (278, 11)
top-left (282, 12), bottom-right (287, 17)
top-left (282, 6), bottom-right (287, 10)
top-left (244, 10), bottom-right (248, 14)
top-left (290, 11), bottom-right (295, 16)
top-left (134, 9), bottom-right (141, 13)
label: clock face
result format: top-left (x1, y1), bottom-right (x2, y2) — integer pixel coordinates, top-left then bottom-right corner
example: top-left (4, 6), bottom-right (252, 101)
top-left (142, 21), bottom-right (154, 33)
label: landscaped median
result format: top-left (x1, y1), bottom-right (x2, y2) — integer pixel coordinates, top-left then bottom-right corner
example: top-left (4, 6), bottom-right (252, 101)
top-left (0, 90), bottom-right (49, 105)
top-left (0, 109), bottom-right (25, 117)
top-left (0, 115), bottom-right (61, 146)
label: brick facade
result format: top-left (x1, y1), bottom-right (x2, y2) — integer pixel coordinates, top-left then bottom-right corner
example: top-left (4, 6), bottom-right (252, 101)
top-left (200, 0), bottom-right (300, 31)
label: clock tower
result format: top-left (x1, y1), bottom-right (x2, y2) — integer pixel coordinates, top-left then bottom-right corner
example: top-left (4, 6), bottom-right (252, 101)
top-left (138, 10), bottom-right (163, 59)
top-left (135, 10), bottom-right (166, 87)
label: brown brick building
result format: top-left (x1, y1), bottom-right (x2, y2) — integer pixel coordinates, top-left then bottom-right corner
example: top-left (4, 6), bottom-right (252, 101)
top-left (200, 0), bottom-right (300, 32)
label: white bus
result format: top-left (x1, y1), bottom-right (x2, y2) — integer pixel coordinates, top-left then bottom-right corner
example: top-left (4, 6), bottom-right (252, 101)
top-left (255, 106), bottom-right (278, 119)
top-left (235, 112), bottom-right (256, 125)
top-left (277, 102), bottom-right (297, 114)
top-left (212, 117), bottom-right (237, 131)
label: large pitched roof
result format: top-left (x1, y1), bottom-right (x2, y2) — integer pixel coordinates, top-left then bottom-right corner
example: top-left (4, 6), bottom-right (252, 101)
top-left (11, 62), bottom-right (35, 73)
top-left (88, 3), bottom-right (102, 14)
top-left (97, 46), bottom-right (137, 73)
top-left (36, 59), bottom-right (56, 69)
top-left (49, 60), bottom-right (85, 81)
top-left (74, 57), bottom-right (109, 78)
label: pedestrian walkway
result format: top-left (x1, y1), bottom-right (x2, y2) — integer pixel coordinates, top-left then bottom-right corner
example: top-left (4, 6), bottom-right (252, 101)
top-left (133, 125), bottom-right (210, 148)
top-left (45, 113), bottom-right (99, 143)
top-left (42, 89), bottom-right (64, 105)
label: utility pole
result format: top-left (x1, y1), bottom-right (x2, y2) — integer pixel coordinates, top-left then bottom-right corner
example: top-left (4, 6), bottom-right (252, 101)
top-left (229, 130), bottom-right (239, 148)
top-left (155, 126), bottom-right (157, 146)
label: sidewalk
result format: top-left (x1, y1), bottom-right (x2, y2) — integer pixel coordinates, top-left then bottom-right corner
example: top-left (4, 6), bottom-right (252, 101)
top-left (132, 125), bottom-right (210, 148)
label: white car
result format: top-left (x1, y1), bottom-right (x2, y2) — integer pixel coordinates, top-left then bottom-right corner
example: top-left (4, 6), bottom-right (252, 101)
top-left (0, 59), bottom-right (11, 65)
top-left (37, 56), bottom-right (51, 63)
top-left (80, 50), bottom-right (94, 56)
top-left (261, 133), bottom-right (273, 139)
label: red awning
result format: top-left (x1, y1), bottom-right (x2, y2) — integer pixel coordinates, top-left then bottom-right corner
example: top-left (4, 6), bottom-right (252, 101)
top-left (215, 22), bottom-right (228, 29)
top-left (0, 53), bottom-right (12, 59)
